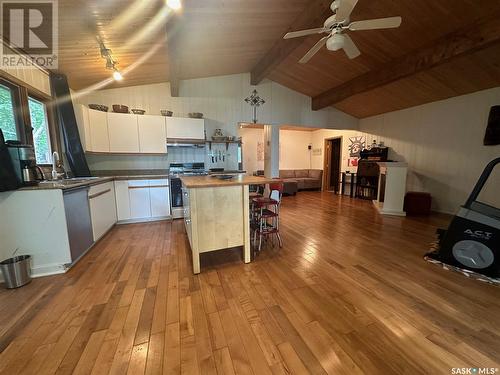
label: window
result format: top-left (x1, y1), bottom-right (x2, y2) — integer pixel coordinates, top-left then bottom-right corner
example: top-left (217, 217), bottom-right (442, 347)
top-left (28, 97), bottom-right (52, 164)
top-left (0, 84), bottom-right (18, 141)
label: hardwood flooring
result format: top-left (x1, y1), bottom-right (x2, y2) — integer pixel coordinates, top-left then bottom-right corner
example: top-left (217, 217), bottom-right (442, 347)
top-left (1, 192), bottom-right (499, 374)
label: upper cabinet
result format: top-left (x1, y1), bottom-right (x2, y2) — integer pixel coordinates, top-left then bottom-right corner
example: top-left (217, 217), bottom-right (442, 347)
top-left (74, 105), bottom-right (110, 152)
top-left (75, 105), bottom-right (204, 154)
top-left (107, 112), bottom-right (140, 153)
top-left (138, 115), bottom-right (167, 154)
top-left (166, 118), bottom-right (205, 140)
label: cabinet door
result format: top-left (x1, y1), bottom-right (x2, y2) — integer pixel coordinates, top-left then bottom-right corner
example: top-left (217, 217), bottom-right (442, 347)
top-left (129, 180), bottom-right (151, 219)
top-left (150, 179), bottom-right (170, 217)
top-left (88, 109), bottom-right (110, 152)
top-left (114, 180), bottom-right (131, 221)
top-left (89, 182), bottom-right (117, 241)
top-left (108, 112), bottom-right (140, 153)
top-left (138, 115), bottom-right (167, 153)
top-left (166, 117), bottom-right (204, 139)
top-left (74, 105), bottom-right (91, 151)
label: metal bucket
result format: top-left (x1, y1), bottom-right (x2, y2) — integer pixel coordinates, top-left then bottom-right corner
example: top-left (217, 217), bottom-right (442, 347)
top-left (0, 255), bottom-right (32, 289)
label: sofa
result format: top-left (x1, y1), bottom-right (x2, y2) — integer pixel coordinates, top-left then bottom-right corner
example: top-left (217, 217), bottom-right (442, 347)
top-left (254, 169), bottom-right (323, 195)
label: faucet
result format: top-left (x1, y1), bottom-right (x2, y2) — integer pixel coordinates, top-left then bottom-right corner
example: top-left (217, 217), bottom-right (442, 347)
top-left (52, 151), bottom-right (59, 180)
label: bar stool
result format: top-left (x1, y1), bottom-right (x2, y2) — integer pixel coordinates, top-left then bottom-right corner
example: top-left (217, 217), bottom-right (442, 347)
top-left (251, 183), bottom-right (283, 254)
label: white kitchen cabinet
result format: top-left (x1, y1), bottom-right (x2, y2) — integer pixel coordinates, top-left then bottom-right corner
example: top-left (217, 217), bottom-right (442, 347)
top-left (150, 179), bottom-right (170, 217)
top-left (88, 109), bottom-right (110, 152)
top-left (138, 115), bottom-right (167, 153)
top-left (74, 105), bottom-right (110, 152)
top-left (114, 179), bottom-right (170, 222)
top-left (107, 112), bottom-right (140, 153)
top-left (166, 117), bottom-right (205, 140)
top-left (74, 104), bottom-right (91, 151)
top-left (128, 180), bottom-right (151, 219)
top-left (114, 180), bottom-right (131, 221)
top-left (88, 182), bottom-right (117, 241)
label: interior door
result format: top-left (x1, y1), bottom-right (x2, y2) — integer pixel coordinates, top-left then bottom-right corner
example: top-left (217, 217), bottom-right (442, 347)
top-left (330, 138), bottom-right (341, 192)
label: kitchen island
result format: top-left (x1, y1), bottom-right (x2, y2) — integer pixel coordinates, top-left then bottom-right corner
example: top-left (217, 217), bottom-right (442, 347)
top-left (180, 175), bottom-right (278, 273)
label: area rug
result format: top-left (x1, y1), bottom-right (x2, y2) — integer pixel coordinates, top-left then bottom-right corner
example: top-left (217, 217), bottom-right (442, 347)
top-left (425, 241), bottom-right (500, 286)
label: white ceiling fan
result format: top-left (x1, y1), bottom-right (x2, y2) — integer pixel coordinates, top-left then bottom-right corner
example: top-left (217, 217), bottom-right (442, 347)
top-left (284, 0), bottom-right (402, 63)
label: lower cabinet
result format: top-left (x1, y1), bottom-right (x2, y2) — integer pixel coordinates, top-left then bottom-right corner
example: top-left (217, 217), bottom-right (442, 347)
top-left (88, 182), bottom-right (117, 241)
top-left (115, 179), bottom-right (170, 223)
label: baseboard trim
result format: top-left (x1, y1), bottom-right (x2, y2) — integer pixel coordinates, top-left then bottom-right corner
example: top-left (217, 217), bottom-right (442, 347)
top-left (116, 216), bottom-right (172, 225)
top-left (0, 263), bottom-right (67, 283)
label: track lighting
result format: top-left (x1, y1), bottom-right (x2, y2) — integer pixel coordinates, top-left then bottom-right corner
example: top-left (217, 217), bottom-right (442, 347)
top-left (113, 70), bottom-right (123, 81)
top-left (166, 0), bottom-right (181, 10)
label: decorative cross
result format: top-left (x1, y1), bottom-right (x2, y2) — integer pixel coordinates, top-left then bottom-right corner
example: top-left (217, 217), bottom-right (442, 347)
top-left (245, 89), bottom-right (265, 124)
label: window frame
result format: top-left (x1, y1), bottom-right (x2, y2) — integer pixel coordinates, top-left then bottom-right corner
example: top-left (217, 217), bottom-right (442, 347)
top-left (0, 73), bottom-right (60, 166)
top-left (28, 95), bottom-right (52, 165)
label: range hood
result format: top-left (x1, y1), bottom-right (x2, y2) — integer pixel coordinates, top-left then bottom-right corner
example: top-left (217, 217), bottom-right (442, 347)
top-left (166, 138), bottom-right (206, 148)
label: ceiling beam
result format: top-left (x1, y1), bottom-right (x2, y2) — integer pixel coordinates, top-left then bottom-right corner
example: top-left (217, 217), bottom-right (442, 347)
top-left (250, 0), bottom-right (333, 86)
top-left (312, 12), bottom-right (500, 110)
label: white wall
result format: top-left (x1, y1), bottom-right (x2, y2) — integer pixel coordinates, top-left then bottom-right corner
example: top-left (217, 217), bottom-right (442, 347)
top-left (73, 73), bottom-right (357, 172)
top-left (239, 128), bottom-right (314, 174)
top-left (359, 87), bottom-right (500, 214)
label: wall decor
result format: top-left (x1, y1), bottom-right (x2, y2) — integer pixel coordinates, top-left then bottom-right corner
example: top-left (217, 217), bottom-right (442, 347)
top-left (245, 89), bottom-right (266, 124)
top-left (312, 147), bottom-right (322, 156)
top-left (348, 136), bottom-right (366, 157)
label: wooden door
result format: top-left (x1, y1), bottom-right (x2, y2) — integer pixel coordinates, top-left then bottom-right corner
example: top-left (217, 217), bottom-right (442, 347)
top-left (323, 138), bottom-right (342, 192)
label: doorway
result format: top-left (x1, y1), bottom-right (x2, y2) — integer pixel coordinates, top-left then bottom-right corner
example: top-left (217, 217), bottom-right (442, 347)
top-left (323, 137), bottom-right (342, 192)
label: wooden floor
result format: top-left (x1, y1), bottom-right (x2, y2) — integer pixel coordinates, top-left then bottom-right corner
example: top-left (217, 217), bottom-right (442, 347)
top-left (1, 192), bottom-right (499, 374)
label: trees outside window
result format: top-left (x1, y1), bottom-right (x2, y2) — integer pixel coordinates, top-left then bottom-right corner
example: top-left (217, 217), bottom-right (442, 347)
top-left (28, 97), bottom-right (51, 164)
top-left (0, 84), bottom-right (18, 141)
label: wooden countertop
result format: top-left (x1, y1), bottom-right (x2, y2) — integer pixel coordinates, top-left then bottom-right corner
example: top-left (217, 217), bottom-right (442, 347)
top-left (181, 175), bottom-right (280, 188)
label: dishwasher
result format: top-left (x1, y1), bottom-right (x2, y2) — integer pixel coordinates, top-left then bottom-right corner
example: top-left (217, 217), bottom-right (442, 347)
top-left (63, 186), bottom-right (94, 263)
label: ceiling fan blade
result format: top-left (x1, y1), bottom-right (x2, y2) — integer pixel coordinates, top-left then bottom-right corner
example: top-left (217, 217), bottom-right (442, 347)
top-left (299, 36), bottom-right (329, 64)
top-left (342, 34), bottom-right (361, 59)
top-left (348, 16), bottom-right (402, 31)
top-left (284, 28), bottom-right (327, 39)
top-left (336, 0), bottom-right (358, 23)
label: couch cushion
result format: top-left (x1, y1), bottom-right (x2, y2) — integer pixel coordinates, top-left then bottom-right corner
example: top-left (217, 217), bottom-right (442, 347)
top-left (308, 169), bottom-right (323, 179)
top-left (299, 178), bottom-right (321, 190)
top-left (295, 169), bottom-right (309, 178)
top-left (280, 170), bottom-right (296, 178)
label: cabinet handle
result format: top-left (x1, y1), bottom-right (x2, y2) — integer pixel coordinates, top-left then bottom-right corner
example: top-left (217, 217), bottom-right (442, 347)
top-left (149, 185), bottom-right (169, 188)
top-left (185, 219), bottom-right (191, 224)
top-left (128, 186), bottom-right (149, 190)
top-left (88, 188), bottom-right (111, 200)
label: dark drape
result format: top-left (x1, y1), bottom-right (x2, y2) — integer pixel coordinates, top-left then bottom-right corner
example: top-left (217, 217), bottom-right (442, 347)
top-left (50, 73), bottom-right (91, 177)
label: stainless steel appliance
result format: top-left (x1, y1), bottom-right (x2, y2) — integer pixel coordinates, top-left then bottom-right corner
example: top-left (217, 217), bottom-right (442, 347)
top-left (63, 186), bottom-right (94, 263)
top-left (6, 141), bottom-right (44, 186)
top-left (169, 162), bottom-right (206, 219)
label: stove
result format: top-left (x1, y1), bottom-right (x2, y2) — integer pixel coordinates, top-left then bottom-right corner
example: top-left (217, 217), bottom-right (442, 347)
top-left (169, 163), bottom-right (207, 218)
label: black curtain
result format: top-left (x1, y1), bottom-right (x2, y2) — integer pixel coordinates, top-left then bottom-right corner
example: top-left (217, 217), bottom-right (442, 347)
top-left (50, 73), bottom-right (91, 176)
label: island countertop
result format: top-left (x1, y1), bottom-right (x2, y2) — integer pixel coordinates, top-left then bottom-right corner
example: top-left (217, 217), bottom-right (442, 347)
top-left (180, 175), bottom-right (280, 188)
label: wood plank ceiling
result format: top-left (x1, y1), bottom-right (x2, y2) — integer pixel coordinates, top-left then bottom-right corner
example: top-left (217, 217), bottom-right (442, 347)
top-left (58, 0), bottom-right (500, 118)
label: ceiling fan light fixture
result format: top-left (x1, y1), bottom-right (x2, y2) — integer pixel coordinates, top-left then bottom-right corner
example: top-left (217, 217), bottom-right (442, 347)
top-left (113, 70), bottom-right (123, 81)
top-left (326, 33), bottom-right (345, 51)
top-left (166, 0), bottom-right (182, 10)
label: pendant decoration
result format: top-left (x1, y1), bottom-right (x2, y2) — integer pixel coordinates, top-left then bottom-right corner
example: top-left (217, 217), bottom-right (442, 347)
top-left (245, 89), bottom-right (265, 124)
